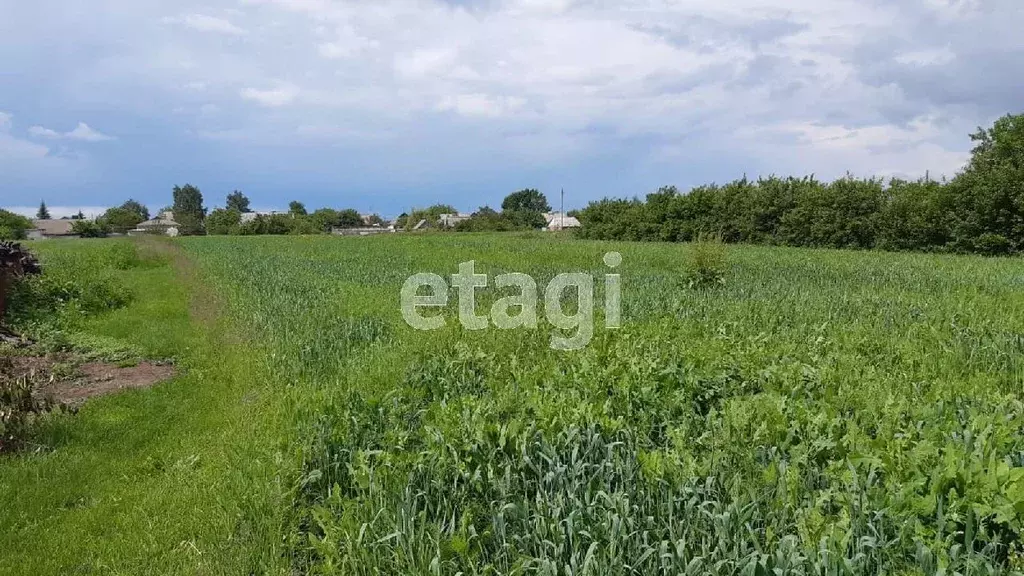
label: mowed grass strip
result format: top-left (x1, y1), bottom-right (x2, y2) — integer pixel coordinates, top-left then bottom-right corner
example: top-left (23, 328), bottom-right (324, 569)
top-left (0, 239), bottom-right (286, 575)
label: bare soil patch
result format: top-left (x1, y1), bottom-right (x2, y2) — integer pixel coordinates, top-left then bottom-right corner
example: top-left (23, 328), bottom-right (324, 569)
top-left (6, 355), bottom-right (176, 407)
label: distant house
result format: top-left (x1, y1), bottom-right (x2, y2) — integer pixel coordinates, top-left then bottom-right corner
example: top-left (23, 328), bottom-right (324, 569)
top-left (439, 213), bottom-right (471, 227)
top-left (360, 213), bottom-right (384, 226)
top-left (28, 219), bottom-right (78, 240)
top-left (240, 211), bottom-right (288, 224)
top-left (331, 226), bottom-right (389, 236)
top-left (129, 211), bottom-right (180, 237)
top-left (543, 212), bottom-right (581, 231)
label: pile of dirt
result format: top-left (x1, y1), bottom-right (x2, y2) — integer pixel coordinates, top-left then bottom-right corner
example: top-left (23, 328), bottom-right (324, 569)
top-left (6, 355), bottom-right (176, 408)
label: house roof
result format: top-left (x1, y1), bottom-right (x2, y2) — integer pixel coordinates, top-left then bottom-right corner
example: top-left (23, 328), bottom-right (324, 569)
top-left (545, 213), bottom-right (581, 228)
top-left (137, 214), bottom-right (180, 228)
top-left (31, 219), bottom-right (76, 236)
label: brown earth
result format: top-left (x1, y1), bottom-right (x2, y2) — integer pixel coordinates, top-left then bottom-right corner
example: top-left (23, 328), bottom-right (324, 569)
top-left (5, 355), bottom-right (176, 408)
top-left (3, 238), bottom-right (206, 409)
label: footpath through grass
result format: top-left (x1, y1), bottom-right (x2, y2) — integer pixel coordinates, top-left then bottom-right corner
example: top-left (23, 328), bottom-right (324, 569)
top-left (0, 238), bottom-right (286, 574)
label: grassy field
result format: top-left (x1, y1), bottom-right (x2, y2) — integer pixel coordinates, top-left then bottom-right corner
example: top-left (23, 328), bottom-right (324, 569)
top-left (2, 234), bottom-right (1024, 574)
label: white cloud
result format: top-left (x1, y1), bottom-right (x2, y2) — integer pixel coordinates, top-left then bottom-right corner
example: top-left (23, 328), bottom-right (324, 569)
top-left (28, 126), bottom-right (62, 139)
top-left (437, 94), bottom-right (527, 118)
top-left (67, 122), bottom-right (114, 142)
top-left (317, 25), bottom-right (378, 59)
top-left (895, 47), bottom-right (956, 66)
top-left (172, 13), bottom-right (247, 35)
top-left (0, 112), bottom-right (55, 162)
top-left (4, 0), bottom-right (1022, 190)
top-left (240, 84), bottom-right (299, 107)
top-left (28, 122), bottom-right (114, 142)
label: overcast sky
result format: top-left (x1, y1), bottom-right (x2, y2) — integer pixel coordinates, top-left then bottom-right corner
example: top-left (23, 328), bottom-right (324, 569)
top-left (1, 0), bottom-right (1021, 217)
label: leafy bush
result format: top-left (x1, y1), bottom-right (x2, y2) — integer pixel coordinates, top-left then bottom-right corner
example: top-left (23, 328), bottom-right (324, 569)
top-left (976, 233), bottom-right (1013, 256)
top-left (0, 210), bottom-right (32, 241)
top-left (5, 242), bottom-right (135, 326)
top-left (1, 242), bottom-right (42, 325)
top-left (11, 274), bottom-right (132, 320)
top-left (687, 233), bottom-right (727, 288)
top-left (0, 357), bottom-right (55, 453)
top-left (70, 220), bottom-right (110, 238)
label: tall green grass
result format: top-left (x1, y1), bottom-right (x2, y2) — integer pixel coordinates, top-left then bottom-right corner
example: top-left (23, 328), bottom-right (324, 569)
top-left (3, 235), bottom-right (1022, 573)
top-left (177, 234), bottom-right (1024, 574)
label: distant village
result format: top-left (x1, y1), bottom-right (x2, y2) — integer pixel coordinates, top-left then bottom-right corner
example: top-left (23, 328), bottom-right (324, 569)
top-left (16, 187), bottom-right (581, 240)
top-left (26, 210), bottom-right (582, 239)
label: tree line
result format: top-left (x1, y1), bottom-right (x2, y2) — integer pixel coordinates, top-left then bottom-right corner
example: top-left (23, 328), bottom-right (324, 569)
top-left (391, 189), bottom-right (555, 232)
top-left (0, 187), bottom-right (563, 240)
top-left (577, 113), bottom-right (1024, 255)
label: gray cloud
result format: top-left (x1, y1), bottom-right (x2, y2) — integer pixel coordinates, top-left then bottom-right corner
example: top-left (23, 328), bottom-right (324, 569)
top-left (2, 0), bottom-right (1021, 192)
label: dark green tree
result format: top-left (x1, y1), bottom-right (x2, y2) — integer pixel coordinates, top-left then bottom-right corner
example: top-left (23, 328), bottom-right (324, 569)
top-left (289, 201), bottom-right (308, 217)
top-left (206, 208), bottom-right (242, 235)
top-left (949, 113), bottom-right (1024, 253)
top-left (121, 199), bottom-right (150, 221)
top-left (100, 207), bottom-right (146, 234)
top-left (226, 191), bottom-right (251, 213)
top-left (335, 209), bottom-right (363, 228)
top-left (172, 184), bottom-right (206, 235)
top-left (36, 201), bottom-right (50, 220)
top-left (310, 208), bottom-right (340, 232)
top-left (502, 189), bottom-right (550, 213)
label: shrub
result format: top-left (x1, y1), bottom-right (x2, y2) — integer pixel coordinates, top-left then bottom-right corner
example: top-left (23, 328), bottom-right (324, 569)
top-left (1, 242), bottom-right (42, 325)
top-left (10, 273), bottom-right (132, 321)
top-left (5, 243), bottom-right (135, 325)
top-left (0, 210), bottom-right (32, 241)
top-left (686, 233), bottom-right (727, 288)
top-left (975, 233), bottom-right (1013, 256)
top-left (70, 220), bottom-right (109, 238)
top-left (0, 357), bottom-right (55, 453)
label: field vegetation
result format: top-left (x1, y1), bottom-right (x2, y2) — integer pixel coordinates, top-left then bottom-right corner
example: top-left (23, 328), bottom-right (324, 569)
top-left (1, 233), bottom-right (1022, 574)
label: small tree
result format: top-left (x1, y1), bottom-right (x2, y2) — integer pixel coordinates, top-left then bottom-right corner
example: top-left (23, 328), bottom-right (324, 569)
top-left (226, 191), bottom-right (251, 213)
top-left (310, 208), bottom-right (341, 232)
top-left (502, 189), bottom-right (550, 213)
top-left (289, 201), bottom-right (308, 217)
top-left (206, 208), bottom-right (242, 235)
top-left (36, 201), bottom-right (50, 220)
top-left (0, 242), bottom-right (41, 326)
top-left (100, 206), bottom-right (146, 234)
top-left (172, 184), bottom-right (206, 235)
top-left (121, 199), bottom-right (150, 221)
top-left (335, 209), bottom-right (363, 228)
